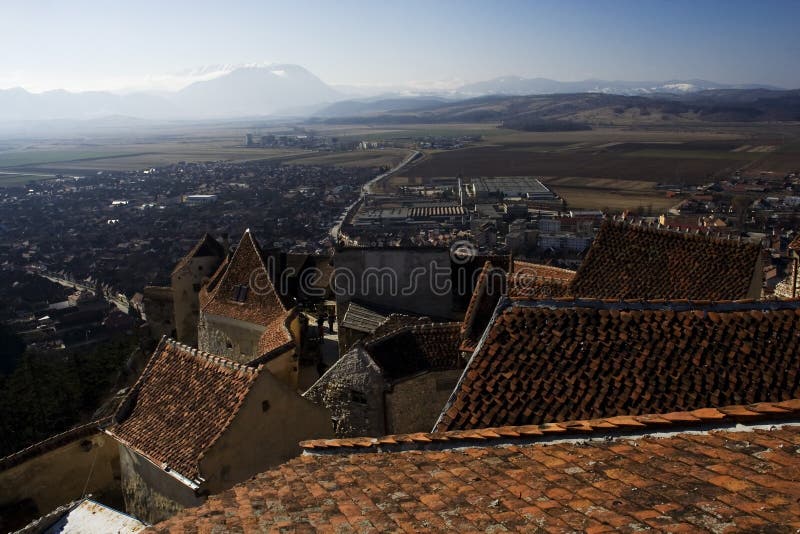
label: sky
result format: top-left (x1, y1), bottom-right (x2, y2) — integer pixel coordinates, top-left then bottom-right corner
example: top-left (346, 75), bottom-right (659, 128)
top-left (1, 0), bottom-right (799, 93)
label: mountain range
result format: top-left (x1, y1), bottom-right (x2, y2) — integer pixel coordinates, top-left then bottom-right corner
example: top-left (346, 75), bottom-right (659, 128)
top-left (0, 64), bottom-right (792, 121)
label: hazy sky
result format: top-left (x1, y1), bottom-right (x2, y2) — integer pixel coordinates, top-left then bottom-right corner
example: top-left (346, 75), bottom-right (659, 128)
top-left (2, 0), bottom-right (799, 92)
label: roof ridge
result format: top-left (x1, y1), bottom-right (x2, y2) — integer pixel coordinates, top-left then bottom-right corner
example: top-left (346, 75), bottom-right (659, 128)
top-left (301, 398), bottom-right (800, 453)
top-left (364, 320), bottom-right (460, 348)
top-left (608, 218), bottom-right (758, 248)
top-left (460, 261), bottom-right (493, 336)
top-left (171, 233), bottom-right (224, 276)
top-left (508, 298), bottom-right (800, 312)
top-left (162, 337), bottom-right (260, 375)
top-left (0, 417), bottom-right (111, 472)
top-left (512, 260), bottom-right (577, 275)
top-left (200, 229), bottom-right (287, 318)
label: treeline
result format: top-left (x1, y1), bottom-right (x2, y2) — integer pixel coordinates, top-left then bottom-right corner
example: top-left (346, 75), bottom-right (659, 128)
top-left (0, 336), bottom-right (138, 457)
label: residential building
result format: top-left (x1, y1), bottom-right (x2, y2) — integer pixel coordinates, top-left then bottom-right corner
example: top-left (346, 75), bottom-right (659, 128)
top-left (198, 230), bottom-right (301, 386)
top-left (105, 338), bottom-right (332, 524)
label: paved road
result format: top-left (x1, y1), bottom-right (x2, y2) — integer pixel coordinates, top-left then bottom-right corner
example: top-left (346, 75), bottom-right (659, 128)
top-left (41, 273), bottom-right (129, 312)
top-left (329, 150), bottom-right (421, 240)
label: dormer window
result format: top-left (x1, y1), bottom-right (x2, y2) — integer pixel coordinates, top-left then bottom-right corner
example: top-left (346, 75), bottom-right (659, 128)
top-left (231, 284), bottom-right (249, 302)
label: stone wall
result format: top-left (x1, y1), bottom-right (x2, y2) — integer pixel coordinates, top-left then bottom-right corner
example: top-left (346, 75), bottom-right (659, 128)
top-left (0, 426), bottom-right (121, 532)
top-left (143, 286), bottom-right (175, 341)
top-left (334, 248), bottom-right (456, 322)
top-left (197, 312), bottom-right (264, 363)
top-left (303, 347), bottom-right (385, 437)
top-left (384, 370), bottom-right (463, 434)
top-left (118, 445), bottom-right (203, 525)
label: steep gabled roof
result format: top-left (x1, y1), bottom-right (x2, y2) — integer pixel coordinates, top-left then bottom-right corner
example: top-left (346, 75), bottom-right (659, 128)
top-left (201, 230), bottom-right (287, 326)
top-left (198, 230), bottom-right (294, 359)
top-left (436, 298), bottom-right (800, 432)
top-left (459, 261), bottom-right (505, 353)
top-left (364, 322), bottom-right (463, 382)
top-left (171, 233), bottom-right (226, 276)
top-left (154, 403), bottom-right (800, 532)
top-left (107, 338), bottom-right (260, 482)
top-left (569, 220), bottom-right (761, 300)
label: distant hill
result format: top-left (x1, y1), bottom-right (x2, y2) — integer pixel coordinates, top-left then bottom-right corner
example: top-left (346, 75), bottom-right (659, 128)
top-left (0, 65), bottom-right (793, 122)
top-left (0, 88), bottom-right (175, 121)
top-left (313, 97), bottom-right (451, 118)
top-left (313, 90), bottom-right (800, 128)
top-left (0, 65), bottom-right (341, 121)
top-left (456, 77), bottom-right (784, 97)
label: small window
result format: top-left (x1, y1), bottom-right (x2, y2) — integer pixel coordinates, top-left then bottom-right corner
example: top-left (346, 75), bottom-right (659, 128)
top-left (231, 284), bottom-right (249, 302)
top-left (349, 390), bottom-right (367, 404)
top-left (262, 400), bottom-right (270, 412)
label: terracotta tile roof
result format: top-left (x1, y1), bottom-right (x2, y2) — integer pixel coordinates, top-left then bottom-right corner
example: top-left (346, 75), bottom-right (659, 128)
top-left (789, 233), bottom-right (800, 250)
top-left (302, 398), bottom-right (800, 452)
top-left (171, 233), bottom-right (226, 276)
top-left (107, 337), bottom-right (260, 482)
top-left (513, 260), bottom-right (577, 283)
top-left (436, 298), bottom-right (800, 432)
top-left (452, 253), bottom-right (511, 310)
top-left (201, 230), bottom-right (288, 327)
top-left (459, 261), bottom-right (506, 352)
top-left (569, 220), bottom-right (761, 300)
top-left (508, 260), bottom-right (576, 300)
top-left (199, 230), bottom-right (294, 360)
top-left (364, 322), bottom-right (463, 382)
top-left (198, 256), bottom-right (228, 308)
top-left (153, 406), bottom-right (800, 532)
top-left (254, 312), bottom-right (294, 358)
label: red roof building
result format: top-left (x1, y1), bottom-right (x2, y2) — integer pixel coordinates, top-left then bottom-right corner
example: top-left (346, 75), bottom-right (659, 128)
top-left (153, 400), bottom-right (800, 532)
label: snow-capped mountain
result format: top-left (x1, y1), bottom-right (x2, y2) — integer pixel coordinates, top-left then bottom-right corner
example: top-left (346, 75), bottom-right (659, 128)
top-left (456, 77), bottom-right (783, 96)
top-left (0, 64), bottom-right (341, 120)
top-left (172, 64), bottom-right (340, 117)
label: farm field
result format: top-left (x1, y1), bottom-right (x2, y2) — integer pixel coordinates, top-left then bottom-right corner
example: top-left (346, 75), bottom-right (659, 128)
top-left (541, 177), bottom-right (676, 212)
top-left (404, 128), bottom-right (800, 184)
top-left (278, 148), bottom-right (409, 168)
top-left (0, 133), bottom-right (411, 185)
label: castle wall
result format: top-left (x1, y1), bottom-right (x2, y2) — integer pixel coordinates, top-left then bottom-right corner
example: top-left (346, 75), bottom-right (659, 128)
top-left (0, 429), bottom-right (121, 532)
top-left (171, 256), bottom-right (222, 346)
top-left (142, 286), bottom-right (174, 341)
top-left (334, 248), bottom-right (456, 322)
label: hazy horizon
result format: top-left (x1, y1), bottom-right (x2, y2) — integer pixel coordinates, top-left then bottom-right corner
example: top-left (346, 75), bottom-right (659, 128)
top-left (2, 0), bottom-right (799, 94)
